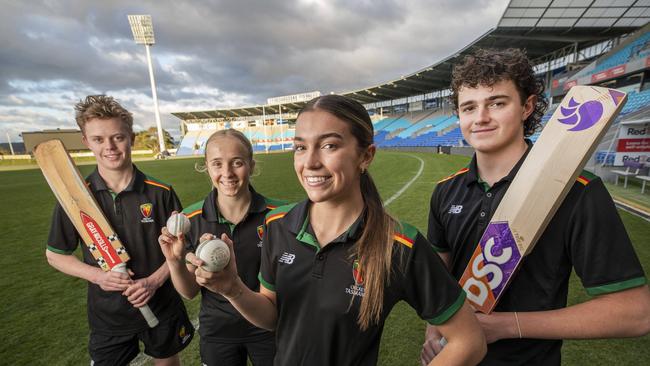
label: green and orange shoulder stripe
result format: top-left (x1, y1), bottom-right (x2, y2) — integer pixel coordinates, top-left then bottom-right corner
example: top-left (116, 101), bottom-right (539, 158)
top-left (576, 170), bottom-right (597, 186)
top-left (437, 166), bottom-right (470, 185)
top-left (265, 203), bottom-right (297, 226)
top-left (182, 201), bottom-right (203, 219)
top-left (144, 174), bottom-right (172, 191)
top-left (264, 197), bottom-right (288, 211)
top-left (393, 221), bottom-right (419, 249)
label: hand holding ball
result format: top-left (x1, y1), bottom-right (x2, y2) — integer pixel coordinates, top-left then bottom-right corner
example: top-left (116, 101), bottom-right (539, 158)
top-left (166, 213), bottom-right (190, 236)
top-left (196, 239), bottom-right (231, 272)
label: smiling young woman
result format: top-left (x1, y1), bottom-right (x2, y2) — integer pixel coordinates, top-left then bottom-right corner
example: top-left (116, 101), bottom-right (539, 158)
top-left (189, 95), bottom-right (486, 366)
top-left (158, 129), bottom-right (285, 366)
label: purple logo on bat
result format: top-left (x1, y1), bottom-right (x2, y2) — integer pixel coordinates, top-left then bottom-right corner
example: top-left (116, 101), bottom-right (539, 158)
top-left (460, 221), bottom-right (522, 313)
top-left (557, 97), bottom-right (603, 132)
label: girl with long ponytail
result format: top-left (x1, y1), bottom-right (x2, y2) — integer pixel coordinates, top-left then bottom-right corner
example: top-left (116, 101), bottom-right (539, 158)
top-left (192, 95), bottom-right (486, 365)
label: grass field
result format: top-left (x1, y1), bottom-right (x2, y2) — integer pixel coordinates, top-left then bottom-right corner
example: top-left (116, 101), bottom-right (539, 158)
top-left (1, 150), bottom-right (648, 365)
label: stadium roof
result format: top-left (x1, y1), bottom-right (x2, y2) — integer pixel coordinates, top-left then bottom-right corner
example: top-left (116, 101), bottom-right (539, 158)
top-left (172, 104), bottom-right (301, 121)
top-left (342, 0), bottom-right (648, 105)
top-left (172, 0), bottom-right (649, 120)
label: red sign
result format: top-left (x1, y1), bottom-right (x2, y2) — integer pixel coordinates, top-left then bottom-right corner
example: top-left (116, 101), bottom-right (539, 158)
top-left (646, 56), bottom-right (650, 68)
top-left (563, 80), bottom-right (577, 91)
top-left (617, 138), bottom-right (650, 153)
top-left (591, 65), bottom-right (627, 83)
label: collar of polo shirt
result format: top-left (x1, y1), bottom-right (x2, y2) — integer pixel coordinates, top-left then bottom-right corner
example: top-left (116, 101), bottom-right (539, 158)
top-left (286, 200), bottom-right (365, 250)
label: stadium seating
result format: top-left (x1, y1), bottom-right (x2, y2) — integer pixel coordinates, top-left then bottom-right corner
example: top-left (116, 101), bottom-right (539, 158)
top-left (176, 130), bottom-right (201, 156)
top-left (620, 88), bottom-right (650, 115)
top-left (370, 112), bottom-right (465, 147)
top-left (176, 126), bottom-right (295, 156)
top-left (589, 32), bottom-right (650, 75)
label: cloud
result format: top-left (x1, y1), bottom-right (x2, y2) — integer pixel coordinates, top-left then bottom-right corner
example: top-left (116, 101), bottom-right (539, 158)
top-left (0, 0), bottom-right (507, 142)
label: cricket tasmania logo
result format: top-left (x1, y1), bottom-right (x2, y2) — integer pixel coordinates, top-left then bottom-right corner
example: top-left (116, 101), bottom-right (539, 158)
top-left (140, 203), bottom-right (154, 223)
top-left (256, 225), bottom-right (264, 248)
top-left (459, 221), bottom-right (522, 313)
top-left (257, 225), bottom-right (264, 240)
top-left (352, 259), bottom-right (364, 285)
top-left (346, 259), bottom-right (365, 297)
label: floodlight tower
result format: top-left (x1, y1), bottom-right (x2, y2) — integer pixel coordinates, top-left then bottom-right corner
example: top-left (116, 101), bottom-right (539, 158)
top-left (127, 15), bottom-right (166, 156)
top-left (6, 131), bottom-right (14, 155)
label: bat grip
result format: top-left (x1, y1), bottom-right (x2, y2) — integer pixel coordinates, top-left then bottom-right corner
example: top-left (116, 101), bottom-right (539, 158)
top-left (112, 263), bottom-right (160, 328)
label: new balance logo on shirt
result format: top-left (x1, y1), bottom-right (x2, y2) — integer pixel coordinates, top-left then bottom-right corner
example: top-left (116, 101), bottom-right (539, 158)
top-left (279, 252), bottom-right (296, 264)
top-left (448, 205), bottom-right (463, 214)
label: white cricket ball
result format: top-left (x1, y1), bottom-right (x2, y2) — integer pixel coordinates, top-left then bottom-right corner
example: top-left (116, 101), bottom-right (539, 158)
top-left (195, 239), bottom-right (230, 272)
top-left (166, 213), bottom-right (191, 236)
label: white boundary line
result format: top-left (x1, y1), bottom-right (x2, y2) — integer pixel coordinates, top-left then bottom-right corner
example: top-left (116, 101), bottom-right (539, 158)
top-left (384, 154), bottom-right (425, 206)
top-left (131, 153), bottom-right (424, 365)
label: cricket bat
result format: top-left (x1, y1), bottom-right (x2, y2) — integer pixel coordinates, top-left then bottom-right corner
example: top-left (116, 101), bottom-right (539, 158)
top-left (35, 139), bottom-right (159, 327)
top-left (459, 86), bottom-right (627, 313)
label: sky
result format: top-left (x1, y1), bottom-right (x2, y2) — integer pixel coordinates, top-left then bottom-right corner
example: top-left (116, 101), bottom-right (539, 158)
top-left (0, 0), bottom-right (508, 142)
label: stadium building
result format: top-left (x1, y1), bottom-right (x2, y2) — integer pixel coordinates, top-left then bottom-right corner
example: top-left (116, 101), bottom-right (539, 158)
top-left (172, 0), bottom-right (650, 176)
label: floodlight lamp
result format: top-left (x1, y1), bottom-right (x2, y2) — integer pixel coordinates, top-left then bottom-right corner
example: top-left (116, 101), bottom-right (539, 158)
top-left (128, 15), bottom-right (155, 45)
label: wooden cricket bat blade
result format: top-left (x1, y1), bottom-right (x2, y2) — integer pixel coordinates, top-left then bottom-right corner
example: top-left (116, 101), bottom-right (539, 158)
top-left (459, 86), bottom-right (627, 313)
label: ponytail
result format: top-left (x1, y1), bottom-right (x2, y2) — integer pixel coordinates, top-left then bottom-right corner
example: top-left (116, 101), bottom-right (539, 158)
top-left (355, 171), bottom-right (396, 330)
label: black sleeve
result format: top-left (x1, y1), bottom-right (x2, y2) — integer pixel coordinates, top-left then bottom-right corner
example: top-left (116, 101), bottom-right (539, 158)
top-left (167, 187), bottom-right (183, 215)
top-left (401, 232), bottom-right (465, 325)
top-left (569, 179), bottom-right (647, 296)
top-left (46, 203), bottom-right (80, 255)
top-left (258, 221), bottom-right (277, 292)
top-left (185, 215), bottom-right (200, 253)
top-left (427, 187), bottom-right (450, 252)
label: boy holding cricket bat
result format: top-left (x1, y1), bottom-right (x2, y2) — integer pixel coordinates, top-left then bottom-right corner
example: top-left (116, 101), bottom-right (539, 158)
top-left (422, 48), bottom-right (650, 365)
top-left (45, 95), bottom-right (194, 366)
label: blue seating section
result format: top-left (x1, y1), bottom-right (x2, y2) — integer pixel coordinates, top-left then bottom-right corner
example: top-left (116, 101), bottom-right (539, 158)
top-left (620, 89), bottom-right (650, 115)
top-left (382, 117), bottom-right (412, 132)
top-left (176, 130), bottom-right (200, 156)
top-left (396, 116), bottom-right (453, 138)
top-left (431, 117), bottom-right (458, 133)
top-left (176, 126), bottom-right (294, 156)
top-left (530, 89), bottom-right (650, 143)
top-left (590, 32), bottom-right (650, 75)
top-left (373, 118), bottom-right (398, 131)
top-left (370, 113), bottom-right (464, 147)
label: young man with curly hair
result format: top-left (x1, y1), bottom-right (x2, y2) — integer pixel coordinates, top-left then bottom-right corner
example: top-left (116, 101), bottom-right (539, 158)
top-left (421, 48), bottom-right (650, 365)
top-left (45, 95), bottom-right (194, 365)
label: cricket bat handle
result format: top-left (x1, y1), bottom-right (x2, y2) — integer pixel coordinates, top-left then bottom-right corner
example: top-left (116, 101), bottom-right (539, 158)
top-left (138, 304), bottom-right (160, 328)
top-left (112, 263), bottom-right (160, 328)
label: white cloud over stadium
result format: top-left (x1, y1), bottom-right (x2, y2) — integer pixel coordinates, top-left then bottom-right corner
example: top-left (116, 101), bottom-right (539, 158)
top-left (0, 0), bottom-right (506, 142)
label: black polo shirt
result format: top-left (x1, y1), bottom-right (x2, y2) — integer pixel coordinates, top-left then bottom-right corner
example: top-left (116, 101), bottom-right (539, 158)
top-left (259, 200), bottom-right (465, 366)
top-left (47, 166), bottom-right (185, 335)
top-left (428, 145), bottom-right (647, 366)
top-left (183, 187), bottom-right (285, 343)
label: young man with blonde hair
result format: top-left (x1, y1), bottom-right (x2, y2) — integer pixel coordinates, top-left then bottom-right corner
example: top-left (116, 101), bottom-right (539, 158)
top-left (46, 95), bottom-right (194, 365)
